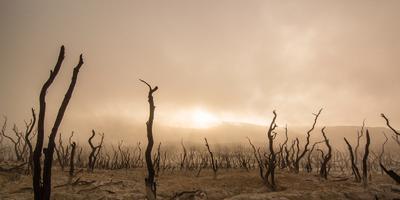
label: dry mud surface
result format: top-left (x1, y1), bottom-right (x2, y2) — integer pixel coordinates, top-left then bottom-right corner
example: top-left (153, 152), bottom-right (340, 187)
top-left (1, 168), bottom-right (400, 200)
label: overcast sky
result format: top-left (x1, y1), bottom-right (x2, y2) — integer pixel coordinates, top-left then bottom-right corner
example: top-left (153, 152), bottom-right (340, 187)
top-left (1, 0), bottom-right (400, 135)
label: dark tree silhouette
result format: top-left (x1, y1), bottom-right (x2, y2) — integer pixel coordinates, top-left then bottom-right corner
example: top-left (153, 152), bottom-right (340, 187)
top-left (140, 79), bottom-right (158, 200)
top-left (1, 118), bottom-right (24, 161)
top-left (279, 125), bottom-right (289, 169)
top-left (24, 108), bottom-right (36, 174)
top-left (305, 140), bottom-right (324, 173)
top-left (344, 137), bottom-right (361, 182)
top-left (32, 46), bottom-right (84, 200)
top-left (247, 137), bottom-right (264, 180)
top-left (293, 108), bottom-right (322, 173)
top-left (319, 127), bottom-right (332, 179)
top-left (265, 110), bottom-right (278, 190)
top-left (381, 113), bottom-right (400, 136)
top-left (380, 163), bottom-right (400, 184)
top-left (88, 130), bottom-right (104, 172)
top-left (204, 137), bottom-right (218, 179)
top-left (362, 130), bottom-right (370, 188)
top-left (354, 120), bottom-right (365, 165)
top-left (69, 142), bottom-right (76, 177)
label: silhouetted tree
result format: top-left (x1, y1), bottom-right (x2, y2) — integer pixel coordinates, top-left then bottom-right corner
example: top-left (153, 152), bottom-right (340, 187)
top-left (24, 108), bottom-right (36, 174)
top-left (344, 137), bottom-right (361, 182)
top-left (319, 127), bottom-right (332, 179)
top-left (69, 142), bottom-right (76, 177)
top-left (362, 130), bottom-right (370, 188)
top-left (305, 140), bottom-right (324, 173)
top-left (293, 108), bottom-right (322, 173)
top-left (204, 137), bottom-right (218, 179)
top-left (32, 45), bottom-right (84, 200)
top-left (247, 137), bottom-right (264, 180)
top-left (354, 120), bottom-right (365, 166)
top-left (140, 79), bottom-right (158, 200)
top-left (88, 130), bottom-right (104, 172)
top-left (265, 110), bottom-right (278, 190)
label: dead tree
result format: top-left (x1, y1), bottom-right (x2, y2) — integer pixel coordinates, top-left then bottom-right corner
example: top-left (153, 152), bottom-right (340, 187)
top-left (32, 45), bottom-right (84, 200)
top-left (204, 137), bottom-right (218, 179)
top-left (140, 79), bottom-right (158, 200)
top-left (379, 132), bottom-right (388, 167)
top-left (1, 118), bottom-right (24, 161)
top-left (380, 163), bottom-right (400, 184)
top-left (264, 110), bottom-right (278, 190)
top-left (24, 108), bottom-right (36, 174)
top-left (362, 130), bottom-right (370, 188)
top-left (247, 137), bottom-right (264, 180)
top-left (381, 113), bottom-right (400, 136)
top-left (279, 125), bottom-right (289, 169)
top-left (319, 127), bottom-right (332, 179)
top-left (69, 142), bottom-right (76, 177)
top-left (305, 140), bottom-right (324, 173)
top-left (293, 108), bottom-right (322, 173)
top-left (344, 137), bottom-right (361, 182)
top-left (88, 130), bottom-right (104, 172)
top-left (380, 113), bottom-right (400, 183)
top-left (55, 132), bottom-right (69, 171)
top-left (354, 120), bottom-right (365, 165)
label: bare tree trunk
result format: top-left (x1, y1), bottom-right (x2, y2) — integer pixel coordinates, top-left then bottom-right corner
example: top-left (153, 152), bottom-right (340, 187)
top-left (88, 130), bottom-right (104, 172)
top-left (294, 108), bottom-right (322, 173)
top-left (247, 137), bottom-right (264, 180)
top-left (380, 163), bottom-right (400, 184)
top-left (140, 79), bottom-right (158, 200)
top-left (319, 127), bottom-right (332, 179)
top-left (24, 108), bottom-right (36, 174)
top-left (344, 137), bottom-right (361, 182)
top-left (69, 142), bottom-right (76, 177)
top-left (265, 110), bottom-right (278, 190)
top-left (362, 130), bottom-right (370, 188)
top-left (204, 138), bottom-right (218, 179)
top-left (32, 46), bottom-right (84, 200)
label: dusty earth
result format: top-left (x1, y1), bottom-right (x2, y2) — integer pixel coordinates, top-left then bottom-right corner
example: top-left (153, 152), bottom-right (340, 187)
top-left (1, 167), bottom-right (400, 200)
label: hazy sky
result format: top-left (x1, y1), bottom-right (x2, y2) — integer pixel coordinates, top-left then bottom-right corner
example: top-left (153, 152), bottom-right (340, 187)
top-left (1, 0), bottom-right (400, 135)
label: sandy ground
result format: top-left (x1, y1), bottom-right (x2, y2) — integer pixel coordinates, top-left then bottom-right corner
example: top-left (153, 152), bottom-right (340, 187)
top-left (1, 167), bottom-right (400, 200)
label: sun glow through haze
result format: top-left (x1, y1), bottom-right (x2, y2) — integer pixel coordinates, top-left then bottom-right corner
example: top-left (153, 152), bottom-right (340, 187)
top-left (165, 107), bottom-right (221, 129)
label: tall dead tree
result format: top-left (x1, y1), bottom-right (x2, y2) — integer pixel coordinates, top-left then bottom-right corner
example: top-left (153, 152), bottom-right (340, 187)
top-left (279, 125), bottom-right (289, 169)
top-left (319, 127), bottom-right (332, 179)
top-left (344, 137), bottom-right (361, 182)
top-left (32, 46), bottom-right (84, 200)
top-left (293, 108), bottom-right (322, 173)
top-left (24, 108), bottom-right (36, 174)
top-left (362, 130), bottom-right (370, 188)
top-left (204, 137), bottom-right (218, 179)
top-left (305, 140), bottom-right (324, 173)
top-left (68, 132), bottom-right (76, 177)
top-left (88, 130), bottom-right (104, 172)
top-left (381, 113), bottom-right (400, 136)
top-left (55, 132), bottom-right (69, 171)
top-left (379, 132), bottom-right (388, 165)
top-left (264, 110), bottom-right (278, 190)
top-left (380, 113), bottom-right (400, 183)
top-left (140, 79), bottom-right (158, 200)
top-left (354, 120), bottom-right (365, 165)
top-left (1, 118), bottom-right (24, 161)
top-left (247, 137), bottom-right (264, 180)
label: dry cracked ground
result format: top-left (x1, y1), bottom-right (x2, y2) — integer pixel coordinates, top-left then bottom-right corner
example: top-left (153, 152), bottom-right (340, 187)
top-left (1, 166), bottom-right (400, 200)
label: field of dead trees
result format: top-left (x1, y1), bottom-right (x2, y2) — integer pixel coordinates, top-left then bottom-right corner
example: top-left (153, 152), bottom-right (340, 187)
top-left (1, 46), bottom-right (400, 200)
